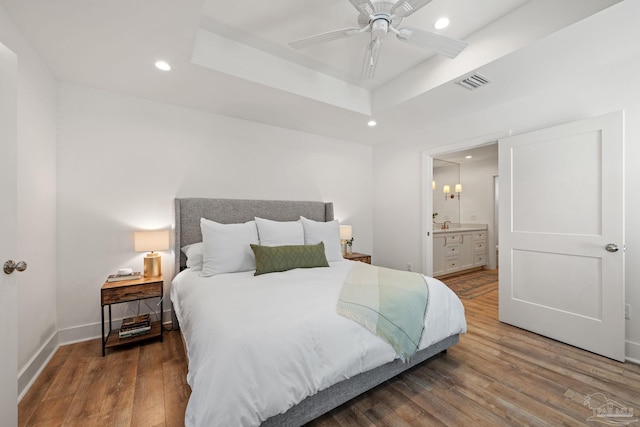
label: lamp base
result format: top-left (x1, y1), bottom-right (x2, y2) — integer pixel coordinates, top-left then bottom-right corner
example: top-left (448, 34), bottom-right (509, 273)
top-left (144, 253), bottom-right (162, 277)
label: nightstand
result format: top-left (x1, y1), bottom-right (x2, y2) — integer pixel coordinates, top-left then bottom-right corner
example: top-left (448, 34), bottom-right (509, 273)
top-left (101, 275), bottom-right (163, 356)
top-left (343, 252), bottom-right (371, 264)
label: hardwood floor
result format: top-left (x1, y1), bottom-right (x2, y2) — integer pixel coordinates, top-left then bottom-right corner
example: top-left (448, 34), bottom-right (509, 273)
top-left (20, 271), bottom-right (640, 426)
top-left (18, 331), bottom-right (190, 427)
top-left (310, 274), bottom-right (640, 426)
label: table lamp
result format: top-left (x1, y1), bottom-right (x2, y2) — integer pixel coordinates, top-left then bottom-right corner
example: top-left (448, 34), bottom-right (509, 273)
top-left (339, 225), bottom-right (352, 255)
top-left (134, 230), bottom-right (170, 277)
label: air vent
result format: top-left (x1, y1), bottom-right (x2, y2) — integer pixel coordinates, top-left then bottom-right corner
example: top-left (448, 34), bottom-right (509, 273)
top-left (456, 73), bottom-right (492, 90)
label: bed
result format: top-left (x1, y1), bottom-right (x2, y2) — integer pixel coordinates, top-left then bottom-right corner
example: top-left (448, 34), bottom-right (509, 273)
top-left (170, 198), bottom-right (466, 426)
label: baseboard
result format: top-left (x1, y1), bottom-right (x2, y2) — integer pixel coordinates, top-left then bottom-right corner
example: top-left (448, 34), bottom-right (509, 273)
top-left (57, 322), bottom-right (102, 345)
top-left (625, 340), bottom-right (640, 364)
top-left (18, 331), bottom-right (59, 402)
top-left (18, 323), bottom-right (103, 401)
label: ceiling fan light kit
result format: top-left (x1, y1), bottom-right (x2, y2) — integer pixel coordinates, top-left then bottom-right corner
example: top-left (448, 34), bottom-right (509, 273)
top-left (371, 15), bottom-right (390, 38)
top-left (289, 0), bottom-right (468, 80)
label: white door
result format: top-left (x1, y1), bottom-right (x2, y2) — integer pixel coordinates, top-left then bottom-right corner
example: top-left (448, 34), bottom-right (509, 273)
top-left (499, 111), bottom-right (625, 362)
top-left (0, 43), bottom-right (19, 423)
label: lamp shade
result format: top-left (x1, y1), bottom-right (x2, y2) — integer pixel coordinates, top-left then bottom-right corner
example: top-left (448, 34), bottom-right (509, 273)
top-left (339, 225), bottom-right (352, 241)
top-left (134, 230), bottom-right (170, 252)
top-left (443, 185), bottom-right (451, 194)
top-left (455, 184), bottom-right (462, 193)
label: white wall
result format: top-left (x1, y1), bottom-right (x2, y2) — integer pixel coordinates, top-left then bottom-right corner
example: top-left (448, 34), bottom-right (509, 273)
top-left (56, 83), bottom-right (373, 338)
top-left (372, 2), bottom-right (640, 361)
top-left (460, 157), bottom-right (499, 269)
top-left (0, 6), bottom-right (58, 395)
top-left (459, 157), bottom-right (498, 226)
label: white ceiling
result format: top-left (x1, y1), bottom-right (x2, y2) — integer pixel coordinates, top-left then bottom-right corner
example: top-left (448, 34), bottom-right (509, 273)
top-left (0, 0), bottom-right (622, 145)
top-left (435, 144), bottom-right (498, 165)
top-left (198, 0), bottom-right (527, 89)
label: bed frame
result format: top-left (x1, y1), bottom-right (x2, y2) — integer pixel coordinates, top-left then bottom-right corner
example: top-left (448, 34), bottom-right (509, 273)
top-left (173, 197), bottom-right (459, 426)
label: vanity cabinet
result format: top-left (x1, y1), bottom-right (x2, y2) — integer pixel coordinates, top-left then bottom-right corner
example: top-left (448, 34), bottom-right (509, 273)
top-left (473, 231), bottom-right (488, 267)
top-left (433, 232), bottom-right (472, 277)
top-left (432, 235), bottom-right (450, 277)
top-left (433, 226), bottom-right (487, 278)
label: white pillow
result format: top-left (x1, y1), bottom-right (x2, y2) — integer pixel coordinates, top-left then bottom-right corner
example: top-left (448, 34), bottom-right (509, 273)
top-left (181, 242), bottom-right (204, 271)
top-left (255, 217), bottom-right (304, 246)
top-left (200, 218), bottom-right (259, 277)
top-left (300, 216), bottom-right (343, 262)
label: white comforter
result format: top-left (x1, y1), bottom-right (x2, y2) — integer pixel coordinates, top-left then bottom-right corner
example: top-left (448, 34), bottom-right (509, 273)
top-left (171, 260), bottom-right (466, 427)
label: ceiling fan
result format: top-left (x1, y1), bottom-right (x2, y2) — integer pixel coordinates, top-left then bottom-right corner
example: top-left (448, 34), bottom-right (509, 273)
top-left (289, 0), bottom-right (468, 80)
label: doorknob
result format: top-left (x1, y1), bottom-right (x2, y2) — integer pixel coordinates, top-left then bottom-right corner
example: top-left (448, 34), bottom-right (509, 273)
top-left (605, 244), bottom-right (619, 253)
top-left (3, 260), bottom-right (27, 274)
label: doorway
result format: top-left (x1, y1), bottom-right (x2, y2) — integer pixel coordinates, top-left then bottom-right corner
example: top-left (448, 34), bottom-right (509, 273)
top-left (426, 141), bottom-right (500, 278)
top-left (424, 113), bottom-right (625, 362)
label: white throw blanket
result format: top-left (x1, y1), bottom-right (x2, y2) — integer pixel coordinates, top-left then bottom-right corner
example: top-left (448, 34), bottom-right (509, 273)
top-left (337, 262), bottom-right (429, 361)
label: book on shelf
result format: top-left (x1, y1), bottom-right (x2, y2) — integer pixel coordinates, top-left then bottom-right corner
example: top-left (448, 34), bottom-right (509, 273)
top-left (119, 326), bottom-right (151, 339)
top-left (121, 314), bottom-right (150, 329)
top-left (119, 314), bottom-right (151, 338)
top-left (106, 272), bottom-right (142, 282)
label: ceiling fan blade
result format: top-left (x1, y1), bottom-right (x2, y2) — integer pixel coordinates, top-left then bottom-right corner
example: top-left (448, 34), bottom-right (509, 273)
top-left (396, 26), bottom-right (468, 58)
top-left (289, 27), bottom-right (363, 50)
top-left (391, 0), bottom-right (434, 18)
top-left (361, 38), bottom-right (382, 80)
top-left (348, 0), bottom-right (376, 17)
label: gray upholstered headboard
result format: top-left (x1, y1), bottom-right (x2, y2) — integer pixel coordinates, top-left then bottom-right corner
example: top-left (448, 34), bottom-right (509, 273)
top-left (174, 198), bottom-right (334, 274)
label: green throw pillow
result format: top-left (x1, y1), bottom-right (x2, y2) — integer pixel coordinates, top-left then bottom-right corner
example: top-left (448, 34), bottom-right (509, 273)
top-left (250, 242), bottom-right (330, 276)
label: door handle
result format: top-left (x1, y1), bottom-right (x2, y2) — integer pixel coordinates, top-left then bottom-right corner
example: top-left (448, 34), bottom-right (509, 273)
top-left (605, 244), bottom-right (619, 253)
top-left (3, 260), bottom-right (27, 275)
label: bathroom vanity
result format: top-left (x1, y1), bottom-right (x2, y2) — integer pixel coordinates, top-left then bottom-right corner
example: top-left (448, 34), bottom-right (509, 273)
top-left (433, 225), bottom-right (487, 278)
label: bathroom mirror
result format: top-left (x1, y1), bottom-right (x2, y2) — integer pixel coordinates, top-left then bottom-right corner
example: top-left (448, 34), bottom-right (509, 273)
top-left (432, 158), bottom-right (460, 224)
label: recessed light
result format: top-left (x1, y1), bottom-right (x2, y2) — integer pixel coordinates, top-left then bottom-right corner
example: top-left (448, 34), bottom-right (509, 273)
top-left (368, 120), bottom-right (377, 127)
top-left (465, 155), bottom-right (473, 159)
top-left (434, 17), bottom-right (450, 30)
top-left (154, 60), bottom-right (171, 71)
